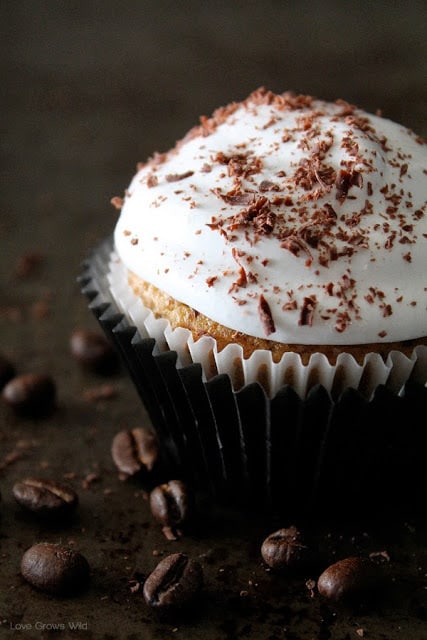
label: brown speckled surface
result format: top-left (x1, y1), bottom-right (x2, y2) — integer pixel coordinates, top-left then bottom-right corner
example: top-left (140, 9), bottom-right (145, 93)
top-left (1, 2), bottom-right (426, 638)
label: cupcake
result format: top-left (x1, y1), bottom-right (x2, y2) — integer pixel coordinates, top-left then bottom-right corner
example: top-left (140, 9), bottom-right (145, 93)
top-left (81, 88), bottom-right (427, 515)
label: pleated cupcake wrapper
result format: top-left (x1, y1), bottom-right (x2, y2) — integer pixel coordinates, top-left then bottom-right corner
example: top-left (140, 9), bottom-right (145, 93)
top-left (79, 236), bottom-right (427, 515)
top-left (106, 242), bottom-right (426, 401)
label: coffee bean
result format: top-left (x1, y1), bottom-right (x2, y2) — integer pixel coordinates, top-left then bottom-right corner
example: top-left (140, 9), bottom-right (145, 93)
top-left (0, 353), bottom-right (15, 390)
top-left (261, 526), bottom-right (307, 570)
top-left (13, 478), bottom-right (78, 517)
top-left (21, 542), bottom-right (90, 595)
top-left (143, 553), bottom-right (203, 612)
top-left (2, 373), bottom-right (56, 417)
top-left (149, 480), bottom-right (190, 540)
top-left (111, 427), bottom-right (159, 477)
top-left (70, 329), bottom-right (119, 375)
top-left (317, 556), bottom-right (379, 602)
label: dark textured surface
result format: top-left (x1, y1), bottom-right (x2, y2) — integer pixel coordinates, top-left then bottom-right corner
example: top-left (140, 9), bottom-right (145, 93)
top-left (1, 2), bottom-right (426, 638)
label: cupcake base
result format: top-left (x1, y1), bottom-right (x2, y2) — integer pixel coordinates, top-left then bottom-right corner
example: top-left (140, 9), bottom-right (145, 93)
top-left (80, 237), bottom-right (427, 517)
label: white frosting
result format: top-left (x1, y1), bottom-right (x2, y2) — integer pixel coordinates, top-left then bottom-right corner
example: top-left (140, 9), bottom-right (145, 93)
top-left (114, 89), bottom-right (427, 345)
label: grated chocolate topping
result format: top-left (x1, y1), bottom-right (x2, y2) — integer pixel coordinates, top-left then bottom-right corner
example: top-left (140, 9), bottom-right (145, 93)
top-left (114, 88), bottom-right (427, 345)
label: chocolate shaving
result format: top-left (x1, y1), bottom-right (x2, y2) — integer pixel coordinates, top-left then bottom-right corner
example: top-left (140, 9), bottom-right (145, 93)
top-left (298, 296), bottom-right (317, 326)
top-left (212, 189), bottom-right (255, 206)
top-left (281, 235), bottom-right (313, 266)
top-left (258, 295), bottom-right (276, 336)
top-left (206, 276), bottom-right (218, 287)
top-left (335, 168), bottom-right (363, 203)
top-left (259, 180), bottom-right (280, 192)
top-left (229, 248), bottom-right (248, 292)
top-left (213, 151), bottom-right (263, 178)
top-left (399, 163), bottom-right (408, 177)
top-left (334, 311), bottom-right (351, 333)
top-left (226, 197), bottom-right (278, 237)
top-left (165, 171), bottom-right (194, 182)
top-left (254, 210), bottom-right (277, 234)
top-left (147, 174), bottom-right (158, 188)
top-left (294, 156), bottom-right (335, 193)
top-left (110, 196), bottom-right (124, 210)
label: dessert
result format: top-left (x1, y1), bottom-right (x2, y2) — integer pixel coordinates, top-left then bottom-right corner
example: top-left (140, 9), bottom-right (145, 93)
top-left (111, 88), bottom-right (426, 396)
top-left (82, 88), bottom-right (427, 513)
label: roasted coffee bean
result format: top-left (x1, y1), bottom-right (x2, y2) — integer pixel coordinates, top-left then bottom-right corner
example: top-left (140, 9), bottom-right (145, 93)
top-left (13, 478), bottom-right (78, 517)
top-left (0, 353), bottom-right (15, 390)
top-left (111, 427), bottom-right (159, 477)
top-left (149, 480), bottom-right (190, 540)
top-left (317, 556), bottom-right (379, 602)
top-left (70, 329), bottom-right (119, 375)
top-left (21, 542), bottom-right (90, 595)
top-left (261, 526), bottom-right (307, 570)
top-left (2, 373), bottom-right (56, 417)
top-left (143, 553), bottom-right (203, 612)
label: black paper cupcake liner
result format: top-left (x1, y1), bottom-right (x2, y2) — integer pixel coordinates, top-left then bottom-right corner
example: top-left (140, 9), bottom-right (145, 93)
top-left (79, 237), bottom-right (427, 517)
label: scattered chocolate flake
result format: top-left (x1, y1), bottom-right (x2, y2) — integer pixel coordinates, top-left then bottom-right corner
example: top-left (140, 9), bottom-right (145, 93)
top-left (335, 168), bottom-right (363, 203)
top-left (226, 196), bottom-right (273, 233)
top-left (213, 151), bottom-right (263, 179)
top-left (147, 174), bottom-right (158, 188)
top-left (259, 180), bottom-right (280, 192)
top-left (294, 156), bottom-right (335, 193)
top-left (345, 114), bottom-right (375, 135)
top-left (335, 99), bottom-right (356, 116)
top-left (254, 210), bottom-right (277, 234)
top-left (399, 163), bottom-right (408, 177)
top-left (384, 232), bottom-right (396, 249)
top-left (206, 276), bottom-right (218, 288)
top-left (165, 171), bottom-right (194, 182)
top-left (212, 189), bottom-right (255, 206)
top-left (229, 248), bottom-right (248, 293)
top-left (258, 295), bottom-right (276, 336)
top-left (282, 299), bottom-right (297, 311)
top-left (334, 311), bottom-right (351, 333)
top-left (141, 152), bottom-right (167, 169)
top-left (110, 196), bottom-right (124, 210)
top-left (281, 236), bottom-right (313, 266)
top-left (298, 296), bottom-right (317, 326)
top-left (262, 116), bottom-right (278, 129)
